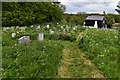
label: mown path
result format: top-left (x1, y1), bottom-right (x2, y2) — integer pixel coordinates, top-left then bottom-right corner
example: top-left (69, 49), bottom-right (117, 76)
top-left (57, 32), bottom-right (105, 78)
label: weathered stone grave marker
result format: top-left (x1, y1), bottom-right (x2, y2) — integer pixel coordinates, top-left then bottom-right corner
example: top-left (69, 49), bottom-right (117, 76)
top-left (38, 33), bottom-right (44, 41)
top-left (49, 29), bottom-right (54, 34)
top-left (20, 27), bottom-right (26, 31)
top-left (30, 25), bottom-right (34, 28)
top-left (18, 36), bottom-right (30, 44)
top-left (36, 25), bottom-right (40, 33)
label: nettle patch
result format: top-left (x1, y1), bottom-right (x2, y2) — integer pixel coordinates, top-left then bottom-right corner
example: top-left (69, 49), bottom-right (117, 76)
top-left (79, 28), bottom-right (119, 78)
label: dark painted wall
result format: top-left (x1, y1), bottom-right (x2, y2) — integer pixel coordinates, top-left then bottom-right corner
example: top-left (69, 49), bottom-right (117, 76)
top-left (85, 20), bottom-right (105, 28)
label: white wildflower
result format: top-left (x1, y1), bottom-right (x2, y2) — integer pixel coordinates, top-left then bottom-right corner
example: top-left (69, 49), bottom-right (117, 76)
top-left (73, 27), bottom-right (76, 30)
top-left (47, 25), bottom-right (49, 28)
top-left (37, 25), bottom-right (40, 28)
top-left (12, 33), bottom-right (16, 38)
top-left (61, 26), bottom-right (63, 29)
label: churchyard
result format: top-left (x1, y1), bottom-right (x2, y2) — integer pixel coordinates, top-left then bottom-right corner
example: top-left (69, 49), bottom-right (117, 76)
top-left (1, 1), bottom-right (120, 79)
top-left (1, 23), bottom-right (119, 78)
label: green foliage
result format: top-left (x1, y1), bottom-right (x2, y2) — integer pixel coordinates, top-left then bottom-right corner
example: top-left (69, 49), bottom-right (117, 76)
top-left (2, 38), bottom-right (65, 78)
top-left (48, 33), bottom-right (76, 42)
top-left (2, 23), bottom-right (86, 78)
top-left (79, 28), bottom-right (119, 78)
top-left (63, 14), bottom-right (87, 26)
top-left (2, 2), bottom-right (64, 27)
top-left (105, 14), bottom-right (115, 27)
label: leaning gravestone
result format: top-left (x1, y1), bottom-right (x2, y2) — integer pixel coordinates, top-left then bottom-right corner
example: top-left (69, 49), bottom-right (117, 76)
top-left (36, 26), bottom-right (40, 33)
top-left (18, 36), bottom-right (30, 44)
top-left (38, 33), bottom-right (44, 41)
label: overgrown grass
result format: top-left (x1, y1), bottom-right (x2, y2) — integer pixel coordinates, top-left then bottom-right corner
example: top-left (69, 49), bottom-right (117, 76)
top-left (78, 28), bottom-right (119, 78)
top-left (58, 43), bottom-right (105, 78)
top-left (2, 31), bottom-right (70, 78)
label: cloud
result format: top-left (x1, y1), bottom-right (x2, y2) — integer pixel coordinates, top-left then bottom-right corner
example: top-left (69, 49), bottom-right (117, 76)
top-left (58, 0), bottom-right (120, 14)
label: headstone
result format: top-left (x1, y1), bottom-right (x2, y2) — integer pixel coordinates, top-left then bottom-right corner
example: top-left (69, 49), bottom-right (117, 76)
top-left (20, 27), bottom-right (26, 30)
top-left (12, 33), bottom-right (16, 38)
top-left (3, 27), bottom-right (6, 31)
top-left (30, 25), bottom-right (34, 28)
top-left (10, 27), bottom-right (15, 32)
top-left (54, 27), bottom-right (56, 31)
top-left (37, 25), bottom-right (40, 28)
top-left (38, 33), bottom-right (44, 41)
top-left (49, 29), bottom-right (54, 34)
top-left (3, 27), bottom-right (10, 32)
top-left (16, 26), bottom-right (20, 29)
top-left (36, 27), bottom-right (40, 33)
top-left (18, 36), bottom-right (30, 44)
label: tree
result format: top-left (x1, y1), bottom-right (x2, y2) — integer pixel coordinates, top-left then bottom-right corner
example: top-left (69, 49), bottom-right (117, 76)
top-left (115, 1), bottom-right (120, 14)
top-left (2, 2), bottom-right (64, 26)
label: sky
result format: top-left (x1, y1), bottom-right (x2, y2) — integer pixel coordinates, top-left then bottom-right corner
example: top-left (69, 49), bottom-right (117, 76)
top-left (58, 0), bottom-right (120, 14)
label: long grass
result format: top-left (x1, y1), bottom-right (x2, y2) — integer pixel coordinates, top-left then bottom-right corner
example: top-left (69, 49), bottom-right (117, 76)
top-left (79, 28), bottom-right (119, 78)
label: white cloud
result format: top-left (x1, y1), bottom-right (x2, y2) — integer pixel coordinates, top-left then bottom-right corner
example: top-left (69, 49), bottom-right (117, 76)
top-left (58, 0), bottom-right (120, 14)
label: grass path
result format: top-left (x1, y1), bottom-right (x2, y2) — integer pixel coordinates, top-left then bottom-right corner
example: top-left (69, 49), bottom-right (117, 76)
top-left (58, 43), bottom-right (105, 78)
top-left (58, 31), bottom-right (105, 78)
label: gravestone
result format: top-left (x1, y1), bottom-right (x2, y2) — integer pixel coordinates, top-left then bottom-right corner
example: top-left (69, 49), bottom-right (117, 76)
top-left (49, 29), bottom-right (54, 34)
top-left (12, 33), bottom-right (16, 38)
top-left (37, 25), bottom-right (40, 28)
top-left (16, 26), bottom-right (20, 29)
top-left (38, 33), bottom-right (44, 41)
top-left (47, 25), bottom-right (50, 29)
top-left (53, 27), bottom-right (56, 31)
top-left (36, 27), bottom-right (40, 33)
top-left (30, 25), bottom-right (34, 28)
top-left (3, 27), bottom-right (10, 32)
top-left (18, 36), bottom-right (30, 44)
top-left (20, 27), bottom-right (26, 30)
top-left (3, 27), bottom-right (6, 32)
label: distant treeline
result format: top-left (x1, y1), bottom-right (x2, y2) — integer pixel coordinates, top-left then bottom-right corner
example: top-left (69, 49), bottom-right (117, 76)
top-left (2, 2), bottom-right (120, 27)
top-left (2, 2), bottom-right (64, 27)
top-left (63, 13), bottom-right (120, 26)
